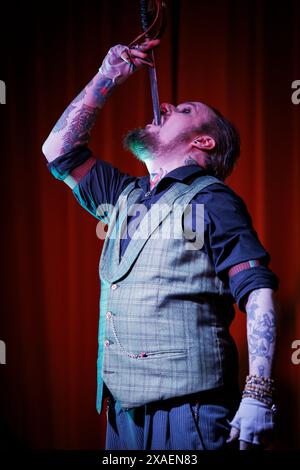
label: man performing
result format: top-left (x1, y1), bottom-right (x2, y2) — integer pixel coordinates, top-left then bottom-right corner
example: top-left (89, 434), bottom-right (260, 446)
top-left (42, 40), bottom-right (279, 450)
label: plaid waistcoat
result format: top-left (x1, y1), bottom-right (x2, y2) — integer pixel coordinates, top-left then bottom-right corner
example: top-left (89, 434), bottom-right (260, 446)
top-left (96, 175), bottom-right (238, 413)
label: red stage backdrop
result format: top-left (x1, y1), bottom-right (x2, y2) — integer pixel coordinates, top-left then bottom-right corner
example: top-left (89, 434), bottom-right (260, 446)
top-left (0, 0), bottom-right (299, 450)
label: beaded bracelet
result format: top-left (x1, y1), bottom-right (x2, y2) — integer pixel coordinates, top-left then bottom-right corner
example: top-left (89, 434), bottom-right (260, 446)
top-left (246, 374), bottom-right (275, 387)
top-left (245, 375), bottom-right (275, 392)
top-left (243, 391), bottom-right (272, 400)
top-left (242, 391), bottom-right (273, 406)
top-left (243, 374), bottom-right (276, 409)
top-left (244, 384), bottom-right (273, 397)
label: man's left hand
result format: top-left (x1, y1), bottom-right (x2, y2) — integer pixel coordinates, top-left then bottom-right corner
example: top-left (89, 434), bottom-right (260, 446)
top-left (226, 397), bottom-right (276, 450)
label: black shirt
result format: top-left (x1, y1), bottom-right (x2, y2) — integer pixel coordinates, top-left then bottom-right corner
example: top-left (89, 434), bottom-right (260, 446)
top-left (47, 146), bottom-right (279, 311)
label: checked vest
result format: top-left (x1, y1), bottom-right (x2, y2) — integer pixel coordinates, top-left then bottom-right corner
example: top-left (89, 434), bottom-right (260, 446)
top-left (96, 175), bottom-right (238, 413)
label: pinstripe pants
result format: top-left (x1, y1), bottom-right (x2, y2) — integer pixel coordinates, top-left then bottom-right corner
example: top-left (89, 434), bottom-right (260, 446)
top-left (105, 387), bottom-right (240, 450)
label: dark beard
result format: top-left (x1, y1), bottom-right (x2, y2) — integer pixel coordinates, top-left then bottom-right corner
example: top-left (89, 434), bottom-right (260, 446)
top-left (122, 127), bottom-right (159, 162)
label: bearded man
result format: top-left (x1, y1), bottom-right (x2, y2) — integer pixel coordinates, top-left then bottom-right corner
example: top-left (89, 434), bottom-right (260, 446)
top-left (42, 40), bottom-right (279, 450)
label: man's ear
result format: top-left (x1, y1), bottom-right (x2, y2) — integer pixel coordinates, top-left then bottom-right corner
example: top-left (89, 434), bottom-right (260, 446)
top-left (191, 135), bottom-right (215, 151)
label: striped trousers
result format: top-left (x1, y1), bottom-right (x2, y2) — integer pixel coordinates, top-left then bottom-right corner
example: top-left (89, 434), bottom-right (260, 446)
top-left (105, 387), bottom-right (240, 450)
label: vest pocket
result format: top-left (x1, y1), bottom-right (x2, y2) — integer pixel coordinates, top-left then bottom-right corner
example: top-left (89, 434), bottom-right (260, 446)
top-left (138, 349), bottom-right (188, 360)
top-left (110, 313), bottom-right (187, 359)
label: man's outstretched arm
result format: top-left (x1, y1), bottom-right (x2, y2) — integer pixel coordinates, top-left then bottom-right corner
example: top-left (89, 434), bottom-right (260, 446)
top-left (227, 287), bottom-right (278, 450)
top-left (42, 40), bottom-right (160, 163)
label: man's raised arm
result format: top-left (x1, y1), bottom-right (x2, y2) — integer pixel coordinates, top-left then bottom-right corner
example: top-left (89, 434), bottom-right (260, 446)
top-left (42, 40), bottom-right (160, 163)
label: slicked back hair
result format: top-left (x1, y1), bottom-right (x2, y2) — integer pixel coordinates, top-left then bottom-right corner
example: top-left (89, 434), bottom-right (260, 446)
top-left (197, 107), bottom-right (240, 181)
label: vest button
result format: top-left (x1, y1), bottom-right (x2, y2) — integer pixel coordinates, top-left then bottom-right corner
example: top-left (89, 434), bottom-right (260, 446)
top-left (104, 339), bottom-right (110, 348)
top-left (111, 284), bottom-right (118, 290)
top-left (106, 311), bottom-right (112, 319)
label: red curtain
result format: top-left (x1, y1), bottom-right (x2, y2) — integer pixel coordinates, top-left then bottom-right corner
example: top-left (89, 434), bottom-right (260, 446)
top-left (0, 0), bottom-right (299, 450)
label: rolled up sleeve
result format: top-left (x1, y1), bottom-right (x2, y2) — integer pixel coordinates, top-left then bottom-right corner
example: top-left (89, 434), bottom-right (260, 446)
top-left (229, 266), bottom-right (279, 312)
top-left (196, 183), bottom-right (279, 312)
top-left (46, 146), bottom-right (137, 221)
top-left (47, 146), bottom-right (92, 181)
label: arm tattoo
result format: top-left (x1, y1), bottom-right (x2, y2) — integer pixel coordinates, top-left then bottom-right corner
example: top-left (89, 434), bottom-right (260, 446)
top-left (72, 88), bottom-right (87, 104)
top-left (246, 289), bottom-right (277, 377)
top-left (60, 104), bottom-right (99, 154)
top-left (44, 73), bottom-right (115, 159)
top-left (92, 75), bottom-right (114, 105)
top-left (52, 89), bottom-right (88, 133)
top-left (184, 156), bottom-right (199, 166)
top-left (248, 309), bottom-right (276, 361)
top-left (52, 104), bottom-right (76, 133)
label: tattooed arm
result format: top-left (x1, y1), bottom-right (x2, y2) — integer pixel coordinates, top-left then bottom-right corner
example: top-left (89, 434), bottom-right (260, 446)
top-left (42, 40), bottom-right (159, 163)
top-left (245, 287), bottom-right (278, 378)
top-left (42, 73), bottom-right (113, 162)
top-left (227, 287), bottom-right (278, 449)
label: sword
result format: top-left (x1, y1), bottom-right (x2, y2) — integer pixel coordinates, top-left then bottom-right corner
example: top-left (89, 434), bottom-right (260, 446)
top-left (129, 0), bottom-right (167, 126)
